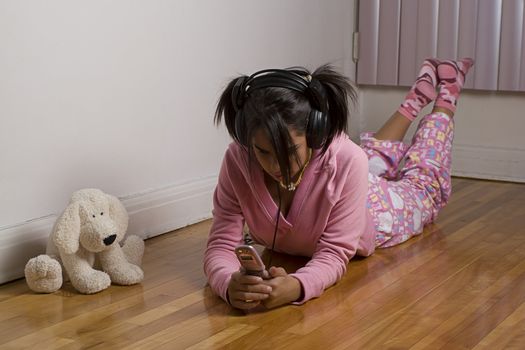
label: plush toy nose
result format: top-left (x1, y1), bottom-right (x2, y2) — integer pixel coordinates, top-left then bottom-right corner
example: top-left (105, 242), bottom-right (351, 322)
top-left (103, 234), bottom-right (117, 246)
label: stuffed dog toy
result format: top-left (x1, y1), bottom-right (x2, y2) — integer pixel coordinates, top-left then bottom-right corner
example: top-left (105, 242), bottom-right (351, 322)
top-left (24, 188), bottom-right (144, 294)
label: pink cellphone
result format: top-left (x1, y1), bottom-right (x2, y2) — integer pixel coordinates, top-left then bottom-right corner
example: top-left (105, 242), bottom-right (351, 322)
top-left (235, 245), bottom-right (266, 277)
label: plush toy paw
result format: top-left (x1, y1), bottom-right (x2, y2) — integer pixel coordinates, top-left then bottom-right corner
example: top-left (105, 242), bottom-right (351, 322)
top-left (107, 263), bottom-right (144, 286)
top-left (24, 255), bottom-right (63, 293)
top-left (71, 269), bottom-right (111, 294)
top-left (121, 235), bottom-right (145, 266)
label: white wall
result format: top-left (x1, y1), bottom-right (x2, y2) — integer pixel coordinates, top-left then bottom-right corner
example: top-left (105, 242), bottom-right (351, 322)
top-left (0, 0), bottom-right (356, 283)
top-left (357, 87), bottom-right (525, 182)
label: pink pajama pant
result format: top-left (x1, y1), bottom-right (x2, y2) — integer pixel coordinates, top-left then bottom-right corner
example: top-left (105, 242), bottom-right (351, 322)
top-left (361, 112), bottom-right (454, 248)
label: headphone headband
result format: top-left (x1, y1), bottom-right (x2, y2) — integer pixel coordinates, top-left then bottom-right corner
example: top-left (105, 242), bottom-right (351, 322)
top-left (245, 69), bottom-right (309, 93)
top-left (232, 67), bottom-right (329, 149)
top-left (233, 68), bottom-right (326, 111)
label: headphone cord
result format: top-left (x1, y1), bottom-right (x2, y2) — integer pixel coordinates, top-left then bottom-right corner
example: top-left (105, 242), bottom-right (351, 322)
top-left (267, 180), bottom-right (281, 268)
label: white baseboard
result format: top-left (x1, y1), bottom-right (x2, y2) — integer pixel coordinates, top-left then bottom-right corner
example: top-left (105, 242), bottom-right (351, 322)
top-left (0, 176), bottom-right (217, 285)
top-left (452, 144), bottom-right (525, 183)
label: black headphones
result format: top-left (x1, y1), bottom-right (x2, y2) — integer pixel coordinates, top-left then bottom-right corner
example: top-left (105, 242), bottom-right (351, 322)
top-left (231, 68), bottom-right (330, 149)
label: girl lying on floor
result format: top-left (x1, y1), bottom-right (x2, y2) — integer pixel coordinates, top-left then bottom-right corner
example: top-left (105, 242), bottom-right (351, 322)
top-left (204, 58), bottom-right (474, 310)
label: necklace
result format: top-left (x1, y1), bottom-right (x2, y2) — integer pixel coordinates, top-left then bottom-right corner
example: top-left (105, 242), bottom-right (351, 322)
top-left (279, 148), bottom-right (312, 191)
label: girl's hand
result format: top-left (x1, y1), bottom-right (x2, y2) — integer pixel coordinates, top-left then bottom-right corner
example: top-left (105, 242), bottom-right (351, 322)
top-left (261, 267), bottom-right (303, 309)
top-left (227, 271), bottom-right (273, 310)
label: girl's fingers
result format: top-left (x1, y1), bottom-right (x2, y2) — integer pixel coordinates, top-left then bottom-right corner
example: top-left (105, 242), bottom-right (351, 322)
top-left (232, 299), bottom-right (261, 310)
top-left (230, 291), bottom-right (270, 309)
top-left (269, 266), bottom-right (287, 277)
top-left (232, 291), bottom-right (269, 302)
top-left (229, 271), bottom-right (273, 310)
top-left (238, 283), bottom-right (272, 294)
top-left (232, 271), bottom-right (264, 284)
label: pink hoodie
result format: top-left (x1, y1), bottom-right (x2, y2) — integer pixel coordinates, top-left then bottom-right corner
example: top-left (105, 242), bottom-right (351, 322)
top-left (204, 134), bottom-right (376, 304)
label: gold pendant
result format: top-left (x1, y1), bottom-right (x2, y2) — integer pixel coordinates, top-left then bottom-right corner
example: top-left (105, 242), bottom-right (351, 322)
top-left (279, 181), bottom-right (296, 191)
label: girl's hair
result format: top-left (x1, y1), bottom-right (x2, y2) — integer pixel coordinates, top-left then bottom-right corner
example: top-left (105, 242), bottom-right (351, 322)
top-left (214, 64), bottom-right (357, 187)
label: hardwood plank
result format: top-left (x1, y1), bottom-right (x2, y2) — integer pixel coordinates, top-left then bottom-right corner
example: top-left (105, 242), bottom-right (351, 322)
top-left (473, 301), bottom-right (525, 350)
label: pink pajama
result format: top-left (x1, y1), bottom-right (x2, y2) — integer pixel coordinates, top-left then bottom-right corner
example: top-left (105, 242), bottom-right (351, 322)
top-left (361, 112), bottom-right (454, 248)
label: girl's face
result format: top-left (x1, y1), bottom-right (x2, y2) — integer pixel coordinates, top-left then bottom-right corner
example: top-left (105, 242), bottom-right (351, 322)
top-left (251, 128), bottom-right (309, 183)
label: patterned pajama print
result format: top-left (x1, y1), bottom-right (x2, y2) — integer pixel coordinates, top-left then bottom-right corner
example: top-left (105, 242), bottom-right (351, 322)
top-left (361, 112), bottom-right (454, 248)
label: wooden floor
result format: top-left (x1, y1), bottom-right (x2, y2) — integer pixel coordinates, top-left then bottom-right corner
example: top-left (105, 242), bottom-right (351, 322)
top-left (1, 178), bottom-right (525, 349)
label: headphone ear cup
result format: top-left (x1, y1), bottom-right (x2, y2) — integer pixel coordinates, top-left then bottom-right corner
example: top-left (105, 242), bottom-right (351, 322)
top-left (305, 78), bottom-right (329, 149)
top-left (306, 109), bottom-right (329, 149)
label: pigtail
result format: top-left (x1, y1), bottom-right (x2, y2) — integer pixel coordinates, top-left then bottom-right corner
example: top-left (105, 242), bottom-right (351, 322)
top-left (312, 64), bottom-right (357, 153)
top-left (214, 76), bottom-right (247, 143)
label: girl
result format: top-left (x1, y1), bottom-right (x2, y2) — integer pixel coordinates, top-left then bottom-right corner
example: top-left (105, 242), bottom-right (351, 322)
top-left (204, 58), bottom-right (474, 310)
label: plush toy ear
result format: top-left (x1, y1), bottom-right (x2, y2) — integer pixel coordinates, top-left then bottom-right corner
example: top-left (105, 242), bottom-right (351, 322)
top-left (52, 202), bottom-right (81, 255)
top-left (107, 194), bottom-right (128, 241)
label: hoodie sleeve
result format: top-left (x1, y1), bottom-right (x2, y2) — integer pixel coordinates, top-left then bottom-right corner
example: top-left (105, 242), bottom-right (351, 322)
top-left (203, 148), bottom-right (245, 302)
